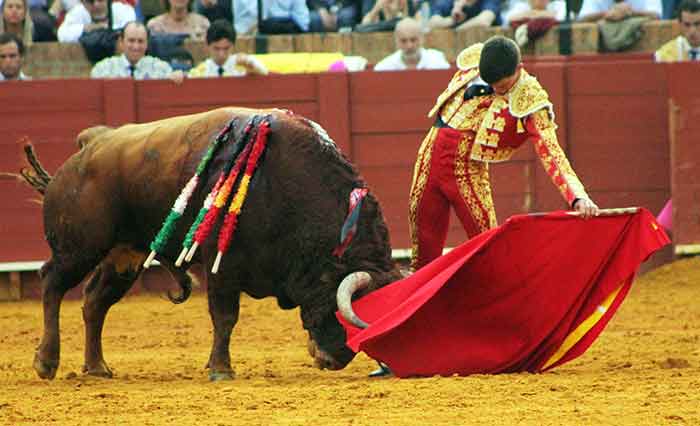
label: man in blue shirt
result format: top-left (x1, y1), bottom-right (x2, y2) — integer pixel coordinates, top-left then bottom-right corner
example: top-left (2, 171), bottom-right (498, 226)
top-left (233, 0), bottom-right (311, 35)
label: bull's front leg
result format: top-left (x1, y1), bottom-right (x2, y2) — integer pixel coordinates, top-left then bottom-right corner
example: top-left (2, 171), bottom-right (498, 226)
top-left (206, 283), bottom-right (241, 381)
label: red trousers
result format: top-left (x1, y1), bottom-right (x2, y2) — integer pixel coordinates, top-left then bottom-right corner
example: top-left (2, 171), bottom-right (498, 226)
top-left (409, 126), bottom-right (496, 270)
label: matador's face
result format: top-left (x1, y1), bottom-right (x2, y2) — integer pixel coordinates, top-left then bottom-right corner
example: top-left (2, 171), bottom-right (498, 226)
top-left (491, 66), bottom-right (522, 96)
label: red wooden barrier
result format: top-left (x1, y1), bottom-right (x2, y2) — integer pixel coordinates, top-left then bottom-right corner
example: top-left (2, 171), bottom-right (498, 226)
top-left (667, 63), bottom-right (700, 255)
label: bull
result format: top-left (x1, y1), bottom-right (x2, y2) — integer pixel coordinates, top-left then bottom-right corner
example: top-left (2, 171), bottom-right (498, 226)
top-left (18, 107), bottom-right (400, 381)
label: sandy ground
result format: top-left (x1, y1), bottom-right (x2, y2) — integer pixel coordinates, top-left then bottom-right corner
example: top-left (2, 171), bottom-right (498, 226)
top-left (1, 258), bottom-right (699, 426)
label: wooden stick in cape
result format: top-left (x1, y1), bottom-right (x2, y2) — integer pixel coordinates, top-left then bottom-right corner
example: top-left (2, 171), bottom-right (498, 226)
top-left (143, 120), bottom-right (236, 268)
top-left (212, 120), bottom-right (271, 274)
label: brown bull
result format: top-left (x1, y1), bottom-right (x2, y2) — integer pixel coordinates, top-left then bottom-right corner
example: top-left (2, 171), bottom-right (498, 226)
top-left (19, 107), bottom-right (401, 381)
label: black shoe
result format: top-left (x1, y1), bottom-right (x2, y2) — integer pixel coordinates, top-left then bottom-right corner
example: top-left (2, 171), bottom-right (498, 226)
top-left (368, 362), bottom-right (392, 378)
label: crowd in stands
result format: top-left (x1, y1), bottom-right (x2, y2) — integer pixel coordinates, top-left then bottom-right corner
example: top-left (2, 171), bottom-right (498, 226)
top-left (0, 0), bottom-right (699, 81)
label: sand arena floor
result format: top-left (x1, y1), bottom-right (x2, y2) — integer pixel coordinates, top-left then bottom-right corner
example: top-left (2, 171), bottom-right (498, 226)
top-left (1, 258), bottom-right (699, 425)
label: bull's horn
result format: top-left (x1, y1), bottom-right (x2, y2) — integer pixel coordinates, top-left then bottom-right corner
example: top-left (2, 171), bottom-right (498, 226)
top-left (336, 271), bottom-right (372, 329)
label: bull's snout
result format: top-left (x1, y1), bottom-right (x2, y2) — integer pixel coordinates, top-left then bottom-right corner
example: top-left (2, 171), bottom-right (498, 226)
top-left (307, 336), bottom-right (344, 370)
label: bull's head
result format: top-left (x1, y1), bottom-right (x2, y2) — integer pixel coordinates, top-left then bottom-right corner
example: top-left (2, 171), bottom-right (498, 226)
top-left (305, 271), bottom-right (377, 371)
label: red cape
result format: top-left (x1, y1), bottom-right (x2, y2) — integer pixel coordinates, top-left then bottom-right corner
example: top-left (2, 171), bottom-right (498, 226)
top-left (338, 209), bottom-right (669, 377)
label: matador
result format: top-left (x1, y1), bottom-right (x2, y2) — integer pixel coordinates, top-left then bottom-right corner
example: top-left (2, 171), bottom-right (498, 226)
top-left (409, 36), bottom-right (599, 270)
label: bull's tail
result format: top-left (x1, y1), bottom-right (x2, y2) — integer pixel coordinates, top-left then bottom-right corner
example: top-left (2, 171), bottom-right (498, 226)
top-left (19, 141), bottom-right (52, 196)
top-left (0, 139), bottom-right (52, 198)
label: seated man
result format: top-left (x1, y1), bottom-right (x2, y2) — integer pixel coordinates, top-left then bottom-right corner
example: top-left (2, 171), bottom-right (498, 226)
top-left (308, 0), bottom-right (361, 32)
top-left (0, 32), bottom-right (29, 81)
top-left (232, 0), bottom-right (310, 35)
top-left (359, 0), bottom-right (410, 25)
top-left (188, 19), bottom-right (268, 77)
top-left (502, 0), bottom-right (566, 26)
top-left (57, 0), bottom-right (136, 42)
top-left (655, 0), bottom-right (700, 61)
top-left (374, 17), bottom-right (450, 71)
top-left (577, 0), bottom-right (662, 22)
top-left (503, 0), bottom-right (566, 46)
top-left (428, 0), bottom-right (501, 31)
top-left (90, 21), bottom-right (184, 82)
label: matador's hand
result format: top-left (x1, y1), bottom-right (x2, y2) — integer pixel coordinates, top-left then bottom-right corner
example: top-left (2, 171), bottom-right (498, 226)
top-left (573, 198), bottom-right (599, 219)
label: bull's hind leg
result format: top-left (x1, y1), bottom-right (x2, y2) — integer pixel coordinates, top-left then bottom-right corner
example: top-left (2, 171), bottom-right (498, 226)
top-left (34, 257), bottom-right (99, 380)
top-left (206, 274), bottom-right (241, 381)
top-left (82, 245), bottom-right (145, 378)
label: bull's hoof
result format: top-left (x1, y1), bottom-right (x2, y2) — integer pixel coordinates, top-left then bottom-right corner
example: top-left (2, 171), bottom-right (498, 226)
top-left (82, 362), bottom-right (113, 378)
top-left (209, 371), bottom-right (235, 381)
top-left (33, 352), bottom-right (58, 380)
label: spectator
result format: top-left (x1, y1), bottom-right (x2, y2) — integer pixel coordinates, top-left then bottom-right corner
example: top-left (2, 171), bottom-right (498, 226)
top-left (91, 21), bottom-right (184, 82)
top-left (0, 32), bottom-right (28, 80)
top-left (655, 0), bottom-right (700, 61)
top-left (374, 17), bottom-right (449, 70)
top-left (577, 0), bottom-right (662, 22)
top-left (428, 0), bottom-right (500, 30)
top-left (57, 0), bottom-right (136, 43)
top-left (139, 0), bottom-right (166, 21)
top-left (194, 0), bottom-right (230, 24)
top-left (47, 0), bottom-right (81, 24)
top-left (503, 0), bottom-right (565, 26)
top-left (0, 0), bottom-right (58, 41)
top-left (147, 0), bottom-right (210, 41)
top-left (0, 0), bottom-right (34, 43)
top-left (308, 0), bottom-right (361, 32)
top-left (188, 19), bottom-right (268, 77)
top-left (503, 0), bottom-right (564, 46)
top-left (233, 0), bottom-right (310, 35)
top-left (662, 0), bottom-right (681, 18)
top-left (166, 45), bottom-right (194, 71)
top-left (360, 0), bottom-right (411, 26)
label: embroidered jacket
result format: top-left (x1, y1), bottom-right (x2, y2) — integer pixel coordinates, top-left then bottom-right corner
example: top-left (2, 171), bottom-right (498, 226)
top-left (427, 43), bottom-right (589, 206)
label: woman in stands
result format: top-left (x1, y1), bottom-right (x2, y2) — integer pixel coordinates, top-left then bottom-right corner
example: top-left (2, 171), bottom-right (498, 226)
top-left (147, 0), bottom-right (210, 41)
top-left (0, 0), bottom-right (34, 44)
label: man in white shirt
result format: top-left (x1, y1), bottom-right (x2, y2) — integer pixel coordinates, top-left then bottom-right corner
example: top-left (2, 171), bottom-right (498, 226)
top-left (57, 0), bottom-right (136, 43)
top-left (577, 0), bottom-right (662, 21)
top-left (655, 0), bottom-right (700, 61)
top-left (91, 21), bottom-right (184, 83)
top-left (374, 17), bottom-right (450, 72)
top-left (0, 33), bottom-right (29, 81)
top-left (188, 19), bottom-right (268, 78)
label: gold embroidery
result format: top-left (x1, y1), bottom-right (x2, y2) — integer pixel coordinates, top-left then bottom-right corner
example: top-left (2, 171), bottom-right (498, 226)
top-left (490, 116), bottom-right (505, 132)
top-left (456, 43), bottom-right (484, 70)
top-left (531, 110), bottom-right (588, 204)
top-left (471, 145), bottom-right (515, 162)
top-left (440, 88), bottom-right (491, 131)
top-left (409, 127), bottom-right (438, 266)
top-left (482, 112), bottom-right (493, 129)
top-left (429, 68), bottom-right (480, 118)
top-left (483, 132), bottom-right (500, 147)
top-left (454, 134), bottom-right (496, 232)
top-left (491, 96), bottom-right (508, 111)
top-left (509, 71), bottom-right (553, 118)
